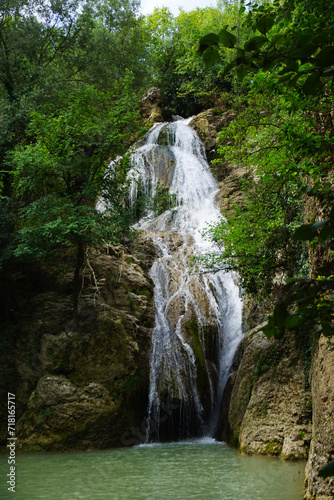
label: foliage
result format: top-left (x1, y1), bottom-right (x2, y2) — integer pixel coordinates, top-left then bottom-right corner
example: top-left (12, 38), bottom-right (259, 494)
top-left (263, 276), bottom-right (334, 340)
top-left (198, 0), bottom-right (334, 92)
top-left (0, 0), bottom-right (147, 168)
top-left (144, 3), bottom-right (247, 115)
top-left (5, 74), bottom-right (140, 319)
top-left (198, 0), bottom-right (334, 340)
top-left (201, 86), bottom-right (309, 297)
top-left (0, 0), bottom-right (151, 322)
top-left (10, 78), bottom-right (139, 201)
top-left (83, 0), bottom-right (149, 90)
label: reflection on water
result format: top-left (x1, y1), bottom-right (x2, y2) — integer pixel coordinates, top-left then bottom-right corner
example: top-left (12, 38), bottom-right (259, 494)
top-left (0, 439), bottom-right (305, 499)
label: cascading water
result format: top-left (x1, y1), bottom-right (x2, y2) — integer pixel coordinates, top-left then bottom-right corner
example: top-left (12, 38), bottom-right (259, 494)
top-left (129, 118), bottom-right (243, 442)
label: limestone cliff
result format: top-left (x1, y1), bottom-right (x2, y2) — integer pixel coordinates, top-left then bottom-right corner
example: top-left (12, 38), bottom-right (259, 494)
top-left (188, 109), bottom-right (249, 217)
top-left (219, 327), bottom-right (312, 460)
top-left (304, 336), bottom-right (334, 499)
top-left (222, 327), bottom-right (334, 499)
top-left (1, 237), bottom-right (156, 451)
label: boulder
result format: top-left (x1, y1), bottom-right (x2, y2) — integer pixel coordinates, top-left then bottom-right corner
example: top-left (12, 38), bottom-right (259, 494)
top-left (222, 328), bottom-right (312, 460)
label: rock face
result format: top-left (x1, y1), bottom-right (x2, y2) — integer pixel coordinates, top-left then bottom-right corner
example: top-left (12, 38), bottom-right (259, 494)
top-left (189, 109), bottom-right (249, 223)
top-left (199, 102), bottom-right (334, 499)
top-left (220, 327), bottom-right (312, 460)
top-left (220, 325), bottom-right (334, 499)
top-left (8, 237), bottom-right (157, 451)
top-left (301, 145), bottom-right (334, 495)
top-left (140, 87), bottom-right (172, 123)
top-left (304, 335), bottom-right (334, 499)
top-left (217, 167), bottom-right (249, 215)
top-left (303, 174), bottom-right (334, 279)
top-left (188, 108), bottom-right (237, 176)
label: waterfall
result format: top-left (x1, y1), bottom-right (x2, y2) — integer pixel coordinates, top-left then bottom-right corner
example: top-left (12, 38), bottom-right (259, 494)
top-left (130, 118), bottom-right (243, 442)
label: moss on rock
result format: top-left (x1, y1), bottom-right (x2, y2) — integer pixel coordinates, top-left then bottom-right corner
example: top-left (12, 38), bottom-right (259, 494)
top-left (2, 237), bottom-right (156, 452)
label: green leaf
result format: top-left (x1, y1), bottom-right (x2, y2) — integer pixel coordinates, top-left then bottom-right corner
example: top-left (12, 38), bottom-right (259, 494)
top-left (274, 301), bottom-right (287, 327)
top-left (285, 314), bottom-right (304, 330)
top-left (316, 46), bottom-right (334, 68)
top-left (270, 34), bottom-right (286, 45)
top-left (319, 461), bottom-right (334, 479)
top-left (293, 219), bottom-right (329, 241)
top-left (273, 327), bottom-right (284, 340)
top-left (330, 207), bottom-right (334, 225)
top-left (236, 64), bottom-right (248, 80)
top-left (312, 219), bottom-right (330, 231)
top-left (288, 71), bottom-right (305, 86)
top-left (218, 29), bottom-right (237, 48)
top-left (244, 36), bottom-right (267, 52)
top-left (292, 43), bottom-right (318, 60)
top-left (279, 61), bottom-right (299, 75)
top-left (292, 224), bottom-right (316, 241)
top-left (198, 33), bottom-right (219, 54)
top-left (255, 16), bottom-right (275, 35)
top-left (222, 61), bottom-right (238, 77)
top-left (321, 323), bottom-right (334, 338)
top-left (279, 73), bottom-right (294, 84)
top-left (202, 47), bottom-right (220, 68)
top-left (262, 318), bottom-right (276, 339)
top-left (302, 71), bottom-right (321, 95)
top-left (319, 226), bottom-right (334, 241)
top-left (236, 48), bottom-right (246, 64)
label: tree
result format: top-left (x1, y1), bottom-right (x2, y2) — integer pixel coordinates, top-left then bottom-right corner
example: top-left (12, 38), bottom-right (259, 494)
top-left (144, 4), bottom-right (245, 116)
top-left (0, 0), bottom-right (148, 174)
top-left (200, 84), bottom-right (308, 296)
top-left (0, 0), bottom-right (151, 324)
top-left (0, 0), bottom-right (91, 161)
top-left (198, 0), bottom-right (334, 340)
top-left (81, 0), bottom-right (149, 90)
top-left (7, 76), bottom-right (141, 322)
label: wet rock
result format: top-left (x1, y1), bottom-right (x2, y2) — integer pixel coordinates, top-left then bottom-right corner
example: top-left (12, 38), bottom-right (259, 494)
top-left (217, 167), bottom-right (249, 216)
top-left (223, 328), bottom-right (312, 460)
top-left (11, 237), bottom-right (156, 451)
top-left (142, 144), bottom-right (176, 188)
top-left (304, 335), bottom-right (334, 499)
top-left (140, 87), bottom-right (172, 123)
top-left (188, 108), bottom-right (237, 174)
top-left (16, 375), bottom-right (117, 451)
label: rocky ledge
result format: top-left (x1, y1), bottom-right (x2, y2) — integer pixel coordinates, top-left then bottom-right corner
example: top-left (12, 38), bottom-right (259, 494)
top-left (218, 326), bottom-right (334, 499)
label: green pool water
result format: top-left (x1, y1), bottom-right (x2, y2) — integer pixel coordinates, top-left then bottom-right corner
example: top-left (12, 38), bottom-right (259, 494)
top-left (0, 438), bottom-right (305, 499)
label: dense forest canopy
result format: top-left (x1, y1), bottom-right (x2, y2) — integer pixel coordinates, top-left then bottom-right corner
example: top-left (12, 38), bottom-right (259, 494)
top-left (0, 0), bottom-right (333, 339)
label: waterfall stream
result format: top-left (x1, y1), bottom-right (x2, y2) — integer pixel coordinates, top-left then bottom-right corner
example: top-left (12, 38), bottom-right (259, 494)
top-left (128, 118), bottom-right (243, 443)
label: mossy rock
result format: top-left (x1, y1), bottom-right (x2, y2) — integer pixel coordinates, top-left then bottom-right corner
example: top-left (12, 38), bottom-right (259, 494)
top-left (157, 125), bottom-right (175, 146)
top-left (265, 440), bottom-right (283, 456)
top-left (184, 319), bottom-right (214, 411)
top-left (185, 319), bottom-right (206, 371)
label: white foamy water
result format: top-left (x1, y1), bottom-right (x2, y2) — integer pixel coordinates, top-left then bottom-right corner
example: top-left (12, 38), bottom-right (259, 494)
top-left (127, 119), bottom-right (243, 441)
